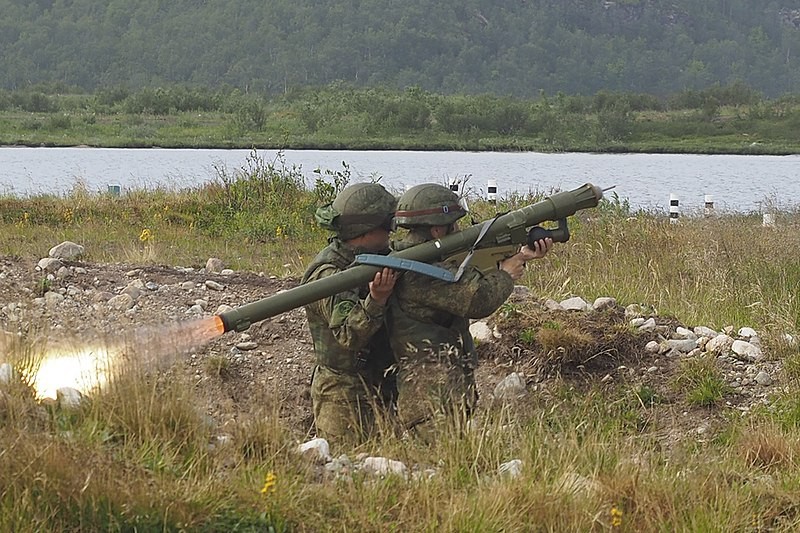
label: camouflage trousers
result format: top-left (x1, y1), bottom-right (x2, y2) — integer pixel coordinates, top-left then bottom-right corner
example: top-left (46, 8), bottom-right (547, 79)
top-left (311, 365), bottom-right (396, 444)
top-left (396, 358), bottom-right (478, 439)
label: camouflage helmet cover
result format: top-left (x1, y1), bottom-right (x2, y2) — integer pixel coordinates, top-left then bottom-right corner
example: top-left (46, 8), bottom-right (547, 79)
top-left (315, 183), bottom-right (397, 240)
top-left (394, 183), bottom-right (467, 228)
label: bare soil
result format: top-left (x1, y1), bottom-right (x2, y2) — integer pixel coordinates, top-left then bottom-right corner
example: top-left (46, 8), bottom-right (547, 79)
top-left (0, 256), bottom-right (779, 445)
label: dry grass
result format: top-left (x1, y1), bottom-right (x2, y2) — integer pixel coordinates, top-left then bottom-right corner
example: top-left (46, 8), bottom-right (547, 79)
top-left (2, 184), bottom-right (800, 530)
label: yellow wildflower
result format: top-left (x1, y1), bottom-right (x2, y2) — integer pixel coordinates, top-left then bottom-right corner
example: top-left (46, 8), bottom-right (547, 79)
top-left (139, 228), bottom-right (153, 242)
top-left (276, 225), bottom-right (285, 238)
top-left (260, 471), bottom-right (277, 496)
top-left (611, 506), bottom-right (623, 528)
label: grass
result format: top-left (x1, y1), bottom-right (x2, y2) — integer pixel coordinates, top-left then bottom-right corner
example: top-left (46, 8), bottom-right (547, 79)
top-left (2, 152), bottom-right (800, 530)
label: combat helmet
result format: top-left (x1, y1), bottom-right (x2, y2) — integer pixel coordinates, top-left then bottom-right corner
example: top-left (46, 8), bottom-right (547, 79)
top-left (315, 183), bottom-right (396, 240)
top-left (394, 183), bottom-right (467, 228)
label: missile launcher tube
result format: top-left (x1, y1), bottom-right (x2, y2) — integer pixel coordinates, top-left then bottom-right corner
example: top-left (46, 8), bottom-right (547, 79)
top-left (218, 183), bottom-right (603, 332)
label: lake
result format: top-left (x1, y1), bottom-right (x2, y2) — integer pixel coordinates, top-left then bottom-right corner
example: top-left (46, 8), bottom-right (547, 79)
top-left (1, 146), bottom-right (798, 213)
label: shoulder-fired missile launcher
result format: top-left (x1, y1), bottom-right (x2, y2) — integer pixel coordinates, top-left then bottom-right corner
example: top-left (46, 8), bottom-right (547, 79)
top-left (216, 182), bottom-right (605, 333)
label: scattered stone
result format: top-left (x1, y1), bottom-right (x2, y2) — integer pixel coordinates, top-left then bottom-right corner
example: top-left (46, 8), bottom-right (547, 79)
top-left (57, 387), bottom-right (83, 410)
top-left (37, 258), bottom-right (63, 273)
top-left (638, 317), bottom-right (656, 332)
top-left (493, 372), bottom-right (526, 400)
top-left (49, 241), bottom-right (84, 260)
top-left (498, 459), bottom-right (523, 478)
top-left (592, 296), bottom-right (616, 311)
top-left (362, 457), bottom-right (407, 477)
top-left (236, 341), bottom-right (258, 351)
top-left (470, 321), bottom-right (493, 343)
top-left (108, 293), bottom-right (135, 310)
top-left (731, 340), bottom-right (763, 362)
top-left (206, 258), bottom-right (224, 273)
top-left (205, 280), bottom-right (225, 291)
top-left (706, 334), bottom-right (734, 354)
top-left (561, 296), bottom-right (590, 311)
top-left (181, 281), bottom-right (195, 290)
top-left (755, 372), bottom-right (773, 386)
top-left (297, 438), bottom-right (332, 464)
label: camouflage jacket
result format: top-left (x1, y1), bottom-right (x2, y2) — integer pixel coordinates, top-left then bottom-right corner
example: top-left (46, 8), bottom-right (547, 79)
top-left (301, 238), bottom-right (394, 383)
top-left (388, 234), bottom-right (515, 369)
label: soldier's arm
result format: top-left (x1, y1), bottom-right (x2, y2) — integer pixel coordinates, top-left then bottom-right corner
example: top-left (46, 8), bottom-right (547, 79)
top-left (401, 267), bottom-right (514, 320)
top-left (310, 265), bottom-right (388, 350)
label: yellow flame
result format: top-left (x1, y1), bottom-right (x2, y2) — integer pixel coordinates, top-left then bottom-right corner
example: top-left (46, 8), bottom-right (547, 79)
top-left (24, 316), bottom-right (227, 401)
top-left (27, 345), bottom-right (119, 401)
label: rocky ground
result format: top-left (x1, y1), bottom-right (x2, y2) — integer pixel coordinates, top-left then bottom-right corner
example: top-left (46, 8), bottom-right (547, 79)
top-left (0, 249), bottom-right (788, 447)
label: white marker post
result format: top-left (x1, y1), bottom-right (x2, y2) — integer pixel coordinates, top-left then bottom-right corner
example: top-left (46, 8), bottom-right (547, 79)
top-left (704, 194), bottom-right (714, 217)
top-left (669, 193), bottom-right (679, 223)
top-left (487, 179), bottom-right (497, 205)
top-left (763, 213), bottom-right (776, 228)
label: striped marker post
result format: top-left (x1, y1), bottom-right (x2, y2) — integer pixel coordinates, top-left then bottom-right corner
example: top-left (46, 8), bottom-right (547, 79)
top-left (669, 193), bottom-right (680, 223)
top-left (487, 179), bottom-right (498, 204)
top-left (704, 194), bottom-right (714, 217)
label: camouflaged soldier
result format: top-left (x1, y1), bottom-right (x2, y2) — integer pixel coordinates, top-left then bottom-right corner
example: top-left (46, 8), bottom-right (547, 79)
top-left (302, 183), bottom-right (398, 443)
top-left (388, 183), bottom-right (552, 436)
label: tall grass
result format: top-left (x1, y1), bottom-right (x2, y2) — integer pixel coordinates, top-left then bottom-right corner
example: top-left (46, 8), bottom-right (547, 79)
top-left (2, 154), bottom-right (800, 530)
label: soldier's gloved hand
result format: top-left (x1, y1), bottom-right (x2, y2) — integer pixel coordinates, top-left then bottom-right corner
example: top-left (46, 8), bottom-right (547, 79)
top-left (369, 267), bottom-right (397, 305)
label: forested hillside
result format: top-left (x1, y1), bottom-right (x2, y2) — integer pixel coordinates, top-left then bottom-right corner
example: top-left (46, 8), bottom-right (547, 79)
top-left (1, 0), bottom-right (800, 97)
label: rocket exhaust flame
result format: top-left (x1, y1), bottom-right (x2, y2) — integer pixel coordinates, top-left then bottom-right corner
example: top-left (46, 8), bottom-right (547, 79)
top-left (24, 316), bottom-right (227, 401)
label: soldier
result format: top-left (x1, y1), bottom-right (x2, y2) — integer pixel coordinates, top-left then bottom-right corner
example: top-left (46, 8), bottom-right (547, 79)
top-left (388, 183), bottom-right (552, 436)
top-left (302, 182), bottom-right (398, 443)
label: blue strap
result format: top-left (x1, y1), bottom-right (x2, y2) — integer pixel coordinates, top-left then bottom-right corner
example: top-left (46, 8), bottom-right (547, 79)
top-left (355, 254), bottom-right (456, 282)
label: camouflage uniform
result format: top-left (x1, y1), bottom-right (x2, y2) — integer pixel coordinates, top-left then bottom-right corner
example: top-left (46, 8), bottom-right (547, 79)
top-left (389, 234), bottom-right (514, 432)
top-left (302, 183), bottom-right (397, 442)
top-left (388, 184), bottom-right (515, 434)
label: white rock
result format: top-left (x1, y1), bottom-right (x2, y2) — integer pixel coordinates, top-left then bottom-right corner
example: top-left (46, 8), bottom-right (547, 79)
top-left (493, 372), bottom-right (526, 400)
top-left (665, 339), bottom-right (698, 353)
top-left (731, 340), bottom-right (763, 362)
top-left (205, 280), bottom-right (224, 291)
top-left (755, 371), bottom-right (773, 386)
top-left (57, 387), bottom-right (83, 410)
top-left (469, 321), bottom-right (493, 343)
top-left (498, 459), bottom-right (523, 478)
top-left (44, 291), bottom-right (65, 308)
top-left (49, 241), bottom-right (84, 260)
top-left (108, 293), bottom-right (135, 310)
top-left (738, 327), bottom-right (758, 339)
top-left (544, 299), bottom-right (565, 311)
top-left (592, 297), bottom-right (617, 311)
top-left (675, 327), bottom-right (697, 340)
top-left (706, 334), bottom-right (734, 354)
top-left (37, 257), bottom-right (63, 273)
top-left (206, 258), bottom-right (224, 273)
top-left (693, 326), bottom-right (718, 338)
top-left (215, 304), bottom-right (233, 314)
top-left (297, 438), bottom-right (332, 463)
top-left (638, 318), bottom-right (656, 332)
top-left (220, 269), bottom-right (235, 276)
top-left (362, 457), bottom-right (407, 477)
top-left (560, 296), bottom-right (590, 311)
top-left (181, 281), bottom-right (195, 290)
top-left (645, 340), bottom-right (660, 353)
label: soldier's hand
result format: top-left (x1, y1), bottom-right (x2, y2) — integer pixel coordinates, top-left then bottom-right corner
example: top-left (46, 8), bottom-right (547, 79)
top-left (369, 267), bottom-right (397, 305)
top-left (499, 239), bottom-right (553, 280)
top-left (524, 237), bottom-right (553, 260)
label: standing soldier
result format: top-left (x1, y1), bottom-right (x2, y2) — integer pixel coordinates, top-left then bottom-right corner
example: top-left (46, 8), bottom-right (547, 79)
top-left (388, 184), bottom-right (552, 436)
top-left (302, 183), bottom-right (398, 443)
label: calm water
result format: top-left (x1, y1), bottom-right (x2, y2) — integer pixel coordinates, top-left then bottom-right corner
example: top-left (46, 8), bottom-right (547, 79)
top-left (1, 146), bottom-right (797, 212)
